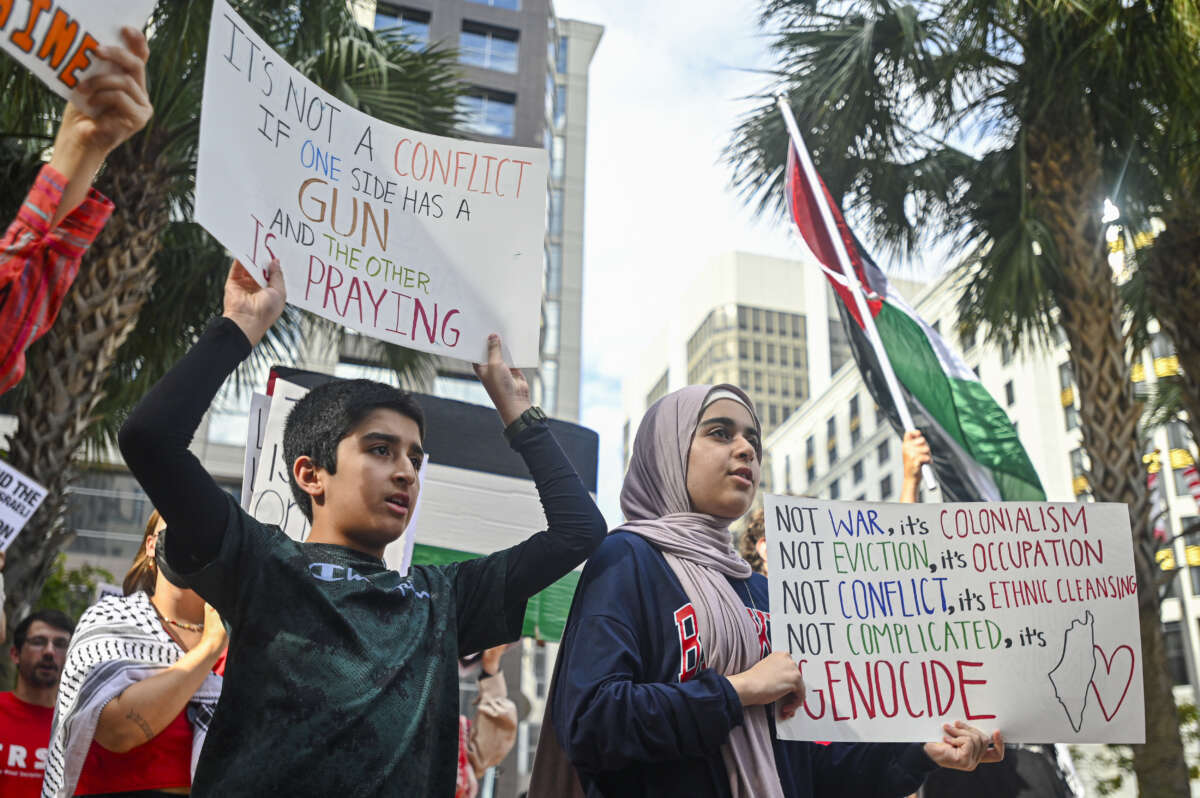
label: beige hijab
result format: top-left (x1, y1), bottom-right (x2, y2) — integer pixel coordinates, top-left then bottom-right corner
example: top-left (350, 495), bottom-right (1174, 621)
top-left (529, 385), bottom-right (784, 797)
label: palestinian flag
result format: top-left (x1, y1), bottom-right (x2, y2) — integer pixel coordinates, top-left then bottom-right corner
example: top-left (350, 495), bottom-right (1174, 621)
top-left (782, 131), bottom-right (1045, 502)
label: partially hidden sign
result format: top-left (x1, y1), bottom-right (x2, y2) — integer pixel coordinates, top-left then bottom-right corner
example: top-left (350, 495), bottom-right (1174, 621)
top-left (764, 497), bottom-right (1145, 743)
top-left (0, 0), bottom-right (154, 108)
top-left (0, 459), bottom-right (46, 551)
top-left (196, 0), bottom-right (547, 366)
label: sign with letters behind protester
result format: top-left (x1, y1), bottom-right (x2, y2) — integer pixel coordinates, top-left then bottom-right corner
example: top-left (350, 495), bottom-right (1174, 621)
top-left (765, 496), bottom-right (1145, 744)
top-left (0, 459), bottom-right (46, 551)
top-left (195, 0), bottom-right (547, 366)
top-left (0, 0), bottom-right (154, 108)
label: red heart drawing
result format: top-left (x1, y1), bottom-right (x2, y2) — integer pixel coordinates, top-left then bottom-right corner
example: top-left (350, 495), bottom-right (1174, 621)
top-left (1090, 644), bottom-right (1135, 722)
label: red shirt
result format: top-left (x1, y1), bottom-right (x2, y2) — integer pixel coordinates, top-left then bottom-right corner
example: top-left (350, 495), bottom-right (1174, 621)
top-left (73, 651), bottom-right (226, 795)
top-left (0, 691), bottom-right (54, 798)
top-left (0, 164), bottom-right (113, 395)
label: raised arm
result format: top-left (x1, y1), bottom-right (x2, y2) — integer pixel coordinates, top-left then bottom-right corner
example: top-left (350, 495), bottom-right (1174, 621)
top-left (118, 260), bottom-right (284, 571)
top-left (0, 28), bottom-right (150, 395)
top-left (471, 335), bottom-right (607, 599)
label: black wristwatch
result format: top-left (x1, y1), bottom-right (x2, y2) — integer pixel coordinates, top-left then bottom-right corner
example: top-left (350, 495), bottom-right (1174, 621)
top-left (503, 406), bottom-right (547, 442)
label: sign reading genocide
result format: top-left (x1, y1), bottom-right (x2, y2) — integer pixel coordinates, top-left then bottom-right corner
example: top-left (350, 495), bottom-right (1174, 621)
top-left (0, 0), bottom-right (154, 108)
top-left (764, 496), bottom-right (1145, 744)
top-left (196, 0), bottom-right (548, 366)
top-left (0, 459), bottom-right (47, 551)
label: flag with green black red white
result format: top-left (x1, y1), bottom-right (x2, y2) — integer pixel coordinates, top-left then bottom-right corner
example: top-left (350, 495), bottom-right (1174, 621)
top-left (780, 113), bottom-right (1045, 503)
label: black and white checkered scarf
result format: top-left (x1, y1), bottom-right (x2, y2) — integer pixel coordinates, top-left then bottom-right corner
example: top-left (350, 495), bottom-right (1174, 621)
top-left (42, 591), bottom-right (223, 798)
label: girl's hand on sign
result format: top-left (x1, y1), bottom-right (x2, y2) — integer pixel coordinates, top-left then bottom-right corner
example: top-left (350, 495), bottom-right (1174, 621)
top-left (727, 650), bottom-right (806, 710)
top-left (473, 334), bottom-right (531, 426)
top-left (223, 258), bottom-right (286, 347)
top-left (923, 721), bottom-right (1004, 771)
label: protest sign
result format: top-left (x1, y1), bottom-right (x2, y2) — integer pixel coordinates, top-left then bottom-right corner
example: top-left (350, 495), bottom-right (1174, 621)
top-left (195, 0), bottom-right (547, 366)
top-left (765, 497), bottom-right (1145, 743)
top-left (0, 459), bottom-right (46, 551)
top-left (240, 392), bottom-right (271, 510)
top-left (0, 0), bottom-right (154, 109)
top-left (249, 378), bottom-right (311, 540)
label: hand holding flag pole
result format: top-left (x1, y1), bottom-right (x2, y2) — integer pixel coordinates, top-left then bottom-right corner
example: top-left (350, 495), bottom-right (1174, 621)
top-left (774, 93), bottom-right (939, 494)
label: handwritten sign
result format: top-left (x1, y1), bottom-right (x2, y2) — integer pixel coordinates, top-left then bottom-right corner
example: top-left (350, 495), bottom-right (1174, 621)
top-left (195, 0), bottom-right (547, 366)
top-left (765, 497), bottom-right (1145, 743)
top-left (240, 391), bottom-right (271, 510)
top-left (0, 0), bottom-right (154, 108)
top-left (0, 459), bottom-right (47, 551)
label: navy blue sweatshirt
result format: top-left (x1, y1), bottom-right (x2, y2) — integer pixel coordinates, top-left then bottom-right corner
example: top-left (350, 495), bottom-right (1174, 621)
top-left (550, 531), bottom-right (937, 797)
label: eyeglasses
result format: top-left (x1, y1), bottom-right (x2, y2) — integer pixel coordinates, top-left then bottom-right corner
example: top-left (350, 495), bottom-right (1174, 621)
top-left (24, 636), bottom-right (70, 651)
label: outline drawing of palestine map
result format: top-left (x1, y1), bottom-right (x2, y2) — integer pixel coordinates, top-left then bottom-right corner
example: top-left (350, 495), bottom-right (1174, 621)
top-left (1049, 610), bottom-right (1098, 732)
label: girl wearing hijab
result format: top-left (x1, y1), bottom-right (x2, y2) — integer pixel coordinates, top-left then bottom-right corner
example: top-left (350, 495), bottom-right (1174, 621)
top-left (530, 385), bottom-right (1002, 797)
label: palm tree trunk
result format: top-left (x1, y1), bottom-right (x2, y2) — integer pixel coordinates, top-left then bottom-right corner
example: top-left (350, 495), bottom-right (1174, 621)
top-left (3, 150), bottom-right (169, 632)
top-left (1143, 212), bottom-right (1200, 453)
top-left (1028, 122), bottom-right (1191, 797)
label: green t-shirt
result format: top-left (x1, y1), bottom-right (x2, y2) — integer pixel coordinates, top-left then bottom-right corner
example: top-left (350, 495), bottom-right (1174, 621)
top-left (159, 494), bottom-right (524, 796)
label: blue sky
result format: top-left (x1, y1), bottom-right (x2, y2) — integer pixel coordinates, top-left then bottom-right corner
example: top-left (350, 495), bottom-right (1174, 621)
top-left (553, 0), bottom-right (798, 524)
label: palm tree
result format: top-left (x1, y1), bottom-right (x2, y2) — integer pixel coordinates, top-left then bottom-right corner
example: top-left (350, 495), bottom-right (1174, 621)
top-left (727, 1), bottom-right (1199, 794)
top-left (0, 1), bottom-right (461, 637)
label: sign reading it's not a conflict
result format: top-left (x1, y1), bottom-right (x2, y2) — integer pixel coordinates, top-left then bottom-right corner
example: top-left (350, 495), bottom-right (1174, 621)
top-left (765, 497), bottom-right (1145, 744)
top-left (195, 0), bottom-right (547, 367)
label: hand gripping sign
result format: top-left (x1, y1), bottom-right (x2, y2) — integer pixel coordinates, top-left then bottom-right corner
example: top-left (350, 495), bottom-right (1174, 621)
top-left (195, 0), bottom-right (547, 366)
top-left (0, 0), bottom-right (154, 109)
top-left (764, 496), bottom-right (1145, 744)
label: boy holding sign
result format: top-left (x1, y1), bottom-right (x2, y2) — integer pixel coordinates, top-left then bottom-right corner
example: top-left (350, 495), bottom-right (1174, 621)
top-left (0, 27), bottom-right (152, 395)
top-left (117, 260), bottom-right (606, 796)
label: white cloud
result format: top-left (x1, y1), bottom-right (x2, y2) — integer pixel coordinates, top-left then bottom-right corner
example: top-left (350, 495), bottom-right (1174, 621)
top-left (556, 0), bottom-right (799, 521)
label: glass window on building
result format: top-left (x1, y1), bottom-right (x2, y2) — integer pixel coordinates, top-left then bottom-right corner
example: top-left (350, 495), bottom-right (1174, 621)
top-left (768, 374), bottom-right (778, 395)
top-left (752, 308), bottom-right (762, 332)
top-left (769, 405), bottom-right (778, 426)
top-left (460, 22), bottom-right (519, 73)
top-left (456, 90), bottom-right (516, 138)
top-left (551, 134), bottom-right (566, 182)
top-left (374, 5), bottom-right (431, 45)
top-left (1005, 380), bottom-right (1015, 407)
top-left (739, 368), bottom-right (749, 386)
top-left (1151, 333), bottom-right (1176, 360)
top-left (880, 474), bottom-right (893, 500)
top-left (794, 376), bottom-right (806, 401)
top-left (549, 188), bottom-right (564, 236)
top-left (542, 300), bottom-right (560, 356)
top-left (754, 371), bottom-right (764, 392)
top-left (767, 343), bottom-right (776, 364)
top-left (829, 478), bottom-right (840, 500)
top-left (738, 339), bottom-right (749, 359)
top-left (467, 0), bottom-right (519, 9)
top-left (792, 314), bottom-right (804, 338)
top-left (1001, 339), bottom-right (1013, 365)
top-left (553, 83), bottom-right (567, 128)
top-left (1164, 621), bottom-right (1189, 685)
top-left (545, 243), bottom-right (562, 296)
top-left (806, 436), bottom-right (817, 483)
top-left (556, 35), bottom-right (568, 74)
top-left (852, 460), bottom-right (864, 484)
top-left (434, 374), bottom-right (493, 406)
top-left (753, 341), bottom-right (762, 362)
top-left (1168, 420), bottom-right (1191, 451)
top-left (1064, 403), bottom-right (1080, 431)
top-left (877, 439), bottom-right (890, 465)
top-left (541, 359), bottom-right (559, 415)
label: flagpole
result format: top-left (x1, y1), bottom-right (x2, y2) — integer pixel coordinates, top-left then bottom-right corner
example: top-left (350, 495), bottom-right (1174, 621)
top-left (775, 94), bottom-right (939, 494)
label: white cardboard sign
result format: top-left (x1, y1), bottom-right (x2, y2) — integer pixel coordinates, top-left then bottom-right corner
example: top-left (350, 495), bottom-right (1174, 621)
top-left (765, 497), bottom-right (1145, 743)
top-left (240, 391), bottom-right (272, 510)
top-left (0, 0), bottom-right (154, 109)
top-left (0, 459), bottom-right (47, 551)
top-left (195, 0), bottom-right (547, 366)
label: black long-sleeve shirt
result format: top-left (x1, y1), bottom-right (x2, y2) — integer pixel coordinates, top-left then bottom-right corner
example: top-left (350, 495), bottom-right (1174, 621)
top-left (117, 316), bottom-right (607, 797)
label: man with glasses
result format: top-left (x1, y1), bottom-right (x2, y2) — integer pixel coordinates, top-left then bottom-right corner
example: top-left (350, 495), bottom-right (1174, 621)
top-left (0, 610), bottom-right (75, 797)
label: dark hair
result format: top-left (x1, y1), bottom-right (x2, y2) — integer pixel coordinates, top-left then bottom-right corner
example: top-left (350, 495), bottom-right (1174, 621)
top-left (13, 609), bottom-right (75, 649)
top-left (739, 508), bottom-right (766, 575)
top-left (283, 379), bottom-right (425, 521)
top-left (124, 509), bottom-right (162, 596)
